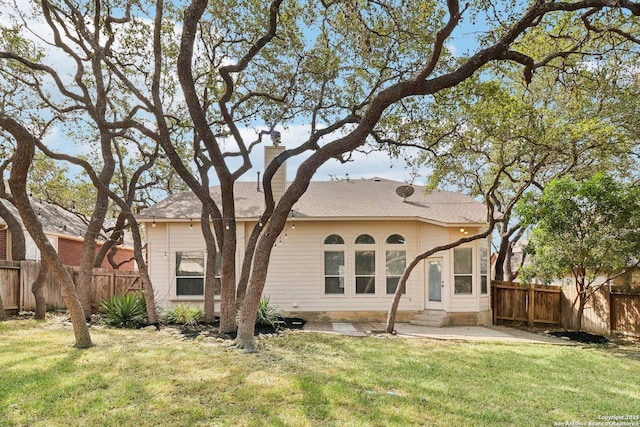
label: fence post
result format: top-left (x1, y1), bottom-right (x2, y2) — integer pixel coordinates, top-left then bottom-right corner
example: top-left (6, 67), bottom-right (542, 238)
top-left (491, 282), bottom-right (496, 325)
top-left (110, 271), bottom-right (115, 300)
top-left (609, 291), bottom-right (614, 334)
top-left (527, 283), bottom-right (535, 327)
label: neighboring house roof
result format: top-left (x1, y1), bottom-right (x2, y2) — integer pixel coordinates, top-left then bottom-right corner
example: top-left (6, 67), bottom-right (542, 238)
top-left (0, 198), bottom-right (88, 240)
top-left (139, 178), bottom-right (488, 227)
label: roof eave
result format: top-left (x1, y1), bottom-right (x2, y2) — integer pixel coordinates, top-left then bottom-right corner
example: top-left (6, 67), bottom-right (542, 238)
top-left (140, 216), bottom-right (487, 228)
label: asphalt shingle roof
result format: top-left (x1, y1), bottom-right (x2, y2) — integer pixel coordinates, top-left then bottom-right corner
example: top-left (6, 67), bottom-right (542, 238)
top-left (140, 178), bottom-right (487, 226)
top-left (0, 198), bottom-right (88, 239)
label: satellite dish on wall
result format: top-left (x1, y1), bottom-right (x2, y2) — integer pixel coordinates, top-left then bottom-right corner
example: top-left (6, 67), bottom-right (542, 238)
top-left (395, 185), bottom-right (414, 202)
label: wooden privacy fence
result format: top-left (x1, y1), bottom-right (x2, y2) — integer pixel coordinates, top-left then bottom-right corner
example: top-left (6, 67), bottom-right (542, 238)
top-left (1, 260), bottom-right (141, 314)
top-left (610, 293), bottom-right (640, 336)
top-left (492, 281), bottom-right (562, 327)
top-left (492, 280), bottom-right (640, 336)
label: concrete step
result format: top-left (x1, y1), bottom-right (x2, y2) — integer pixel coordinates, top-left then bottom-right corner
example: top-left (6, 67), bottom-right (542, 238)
top-left (409, 311), bottom-right (449, 327)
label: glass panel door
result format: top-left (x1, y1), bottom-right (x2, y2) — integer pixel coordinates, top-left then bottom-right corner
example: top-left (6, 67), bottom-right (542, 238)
top-left (428, 260), bottom-right (442, 303)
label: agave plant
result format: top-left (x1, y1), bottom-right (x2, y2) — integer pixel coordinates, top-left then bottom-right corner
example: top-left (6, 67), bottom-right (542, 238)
top-left (100, 293), bottom-right (147, 328)
top-left (256, 297), bottom-right (284, 330)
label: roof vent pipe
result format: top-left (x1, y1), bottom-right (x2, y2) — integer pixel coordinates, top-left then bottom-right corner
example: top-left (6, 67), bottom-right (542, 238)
top-left (257, 171), bottom-right (261, 192)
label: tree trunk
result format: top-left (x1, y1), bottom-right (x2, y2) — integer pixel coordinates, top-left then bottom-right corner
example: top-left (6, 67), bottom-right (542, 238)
top-left (140, 266), bottom-right (158, 325)
top-left (219, 183), bottom-right (237, 333)
top-left (504, 243), bottom-right (516, 282)
top-left (576, 298), bottom-right (585, 331)
top-left (0, 200), bottom-right (26, 261)
top-left (385, 260), bottom-right (419, 333)
top-left (236, 267), bottom-right (265, 353)
top-left (4, 115), bottom-right (92, 347)
top-left (32, 259), bottom-right (49, 320)
top-left (493, 233), bottom-right (510, 281)
top-left (128, 216), bottom-right (158, 325)
top-left (236, 218), bottom-right (264, 309)
top-left (571, 276), bottom-right (587, 331)
top-left (76, 191), bottom-right (110, 319)
top-left (201, 209), bottom-right (217, 324)
top-left (203, 246), bottom-right (217, 324)
top-left (50, 256), bottom-right (93, 347)
top-left (94, 214), bottom-right (127, 268)
top-left (219, 240), bottom-right (237, 332)
top-left (235, 213), bottom-right (284, 352)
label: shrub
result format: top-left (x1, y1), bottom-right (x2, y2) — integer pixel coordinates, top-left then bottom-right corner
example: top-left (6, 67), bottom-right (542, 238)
top-left (256, 297), bottom-right (284, 330)
top-left (162, 304), bottom-right (204, 327)
top-left (100, 293), bottom-right (147, 328)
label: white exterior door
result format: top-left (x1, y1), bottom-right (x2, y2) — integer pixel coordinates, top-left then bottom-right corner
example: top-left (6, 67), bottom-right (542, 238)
top-left (426, 258), bottom-right (444, 310)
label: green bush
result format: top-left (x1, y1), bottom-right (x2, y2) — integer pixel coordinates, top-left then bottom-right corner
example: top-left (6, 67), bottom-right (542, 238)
top-left (256, 297), bottom-right (284, 330)
top-left (100, 293), bottom-right (147, 328)
top-left (162, 304), bottom-right (204, 327)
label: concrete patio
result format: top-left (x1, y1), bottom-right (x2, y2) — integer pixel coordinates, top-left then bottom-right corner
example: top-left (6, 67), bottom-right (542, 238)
top-left (303, 321), bottom-right (573, 345)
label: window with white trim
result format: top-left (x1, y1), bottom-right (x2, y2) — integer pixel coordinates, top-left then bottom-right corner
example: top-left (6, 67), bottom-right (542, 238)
top-left (176, 250), bottom-right (222, 296)
top-left (453, 247), bottom-right (473, 294)
top-left (176, 251), bottom-right (205, 296)
top-left (480, 245), bottom-right (488, 295)
top-left (385, 234), bottom-right (406, 294)
top-left (324, 234), bottom-right (345, 294)
top-left (355, 234), bottom-right (375, 294)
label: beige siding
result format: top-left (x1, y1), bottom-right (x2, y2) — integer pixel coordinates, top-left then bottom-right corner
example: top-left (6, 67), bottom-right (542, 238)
top-left (450, 296), bottom-right (479, 312)
top-left (147, 223), bottom-right (173, 306)
top-left (149, 221), bottom-right (249, 309)
top-left (147, 222), bottom-right (211, 306)
top-left (444, 229), bottom-right (491, 313)
top-left (147, 218), bottom-right (491, 319)
top-left (261, 220), bottom-right (422, 313)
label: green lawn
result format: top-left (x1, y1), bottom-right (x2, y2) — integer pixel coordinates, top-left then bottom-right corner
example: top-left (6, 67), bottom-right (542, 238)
top-left (1, 319), bottom-right (639, 427)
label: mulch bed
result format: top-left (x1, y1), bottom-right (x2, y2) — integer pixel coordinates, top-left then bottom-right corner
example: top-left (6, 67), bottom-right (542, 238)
top-left (176, 317), bottom-right (306, 340)
top-left (548, 330), bottom-right (610, 344)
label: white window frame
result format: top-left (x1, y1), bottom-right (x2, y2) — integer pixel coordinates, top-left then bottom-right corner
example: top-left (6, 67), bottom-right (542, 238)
top-left (385, 234), bottom-right (406, 295)
top-left (175, 250), bottom-right (222, 298)
top-left (355, 234), bottom-right (376, 295)
top-left (453, 247), bottom-right (473, 295)
top-left (480, 244), bottom-right (488, 295)
top-left (323, 234), bottom-right (346, 295)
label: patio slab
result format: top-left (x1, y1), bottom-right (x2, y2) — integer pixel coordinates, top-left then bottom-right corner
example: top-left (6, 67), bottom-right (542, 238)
top-left (302, 321), bottom-right (572, 344)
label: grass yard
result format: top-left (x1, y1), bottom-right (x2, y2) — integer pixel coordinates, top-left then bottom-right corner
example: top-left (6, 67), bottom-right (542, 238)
top-left (1, 318), bottom-right (639, 427)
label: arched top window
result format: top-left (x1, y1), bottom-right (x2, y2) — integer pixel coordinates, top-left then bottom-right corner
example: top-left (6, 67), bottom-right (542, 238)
top-left (324, 234), bottom-right (345, 244)
top-left (386, 234), bottom-right (406, 244)
top-left (355, 234), bottom-right (375, 244)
